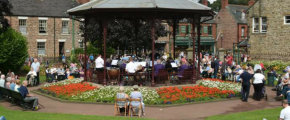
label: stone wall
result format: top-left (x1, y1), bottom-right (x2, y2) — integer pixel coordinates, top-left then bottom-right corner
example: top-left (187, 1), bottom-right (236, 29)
top-left (5, 16), bottom-right (82, 58)
top-left (247, 0), bottom-right (290, 61)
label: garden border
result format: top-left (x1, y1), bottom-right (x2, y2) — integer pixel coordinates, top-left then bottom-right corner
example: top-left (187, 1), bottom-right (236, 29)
top-left (32, 89), bottom-right (240, 108)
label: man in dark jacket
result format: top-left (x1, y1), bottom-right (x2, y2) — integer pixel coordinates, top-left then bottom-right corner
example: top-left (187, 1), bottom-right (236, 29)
top-left (240, 69), bottom-right (254, 102)
top-left (213, 57), bottom-right (220, 78)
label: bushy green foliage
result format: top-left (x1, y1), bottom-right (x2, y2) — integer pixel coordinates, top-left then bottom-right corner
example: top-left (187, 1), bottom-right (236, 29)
top-left (0, 28), bottom-right (28, 73)
top-left (244, 60), bottom-right (290, 74)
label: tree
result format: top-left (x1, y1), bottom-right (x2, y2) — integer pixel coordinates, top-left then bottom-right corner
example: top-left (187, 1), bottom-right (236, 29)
top-left (210, 0), bottom-right (252, 12)
top-left (80, 19), bottom-right (167, 56)
top-left (0, 0), bottom-right (12, 33)
top-left (0, 28), bottom-right (28, 73)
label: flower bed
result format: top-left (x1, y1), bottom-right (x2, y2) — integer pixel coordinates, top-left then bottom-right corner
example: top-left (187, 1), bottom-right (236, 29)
top-left (199, 78), bottom-right (241, 92)
top-left (157, 86), bottom-right (237, 104)
top-left (41, 79), bottom-right (97, 98)
top-left (39, 78), bottom-right (240, 105)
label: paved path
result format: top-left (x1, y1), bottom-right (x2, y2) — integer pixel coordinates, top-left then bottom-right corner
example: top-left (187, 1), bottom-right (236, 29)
top-left (0, 85), bottom-right (282, 120)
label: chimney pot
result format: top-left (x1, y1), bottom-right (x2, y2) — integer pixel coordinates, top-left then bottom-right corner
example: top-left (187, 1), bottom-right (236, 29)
top-left (202, 0), bottom-right (208, 6)
top-left (248, 0), bottom-right (255, 6)
top-left (76, 0), bottom-right (90, 4)
top-left (221, 0), bottom-right (228, 9)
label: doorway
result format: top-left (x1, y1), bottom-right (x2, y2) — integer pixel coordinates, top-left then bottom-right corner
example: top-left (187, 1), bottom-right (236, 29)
top-left (59, 42), bottom-right (65, 56)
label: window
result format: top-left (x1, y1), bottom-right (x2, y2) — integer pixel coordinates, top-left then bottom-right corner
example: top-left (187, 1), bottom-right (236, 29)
top-left (79, 40), bottom-right (83, 48)
top-left (39, 20), bottom-right (47, 34)
top-left (208, 26), bottom-right (212, 35)
top-left (252, 17), bottom-right (259, 33)
top-left (19, 19), bottom-right (27, 34)
top-left (203, 26), bottom-right (208, 34)
top-left (180, 25), bottom-right (187, 33)
top-left (241, 27), bottom-right (245, 37)
top-left (284, 16), bottom-right (290, 25)
top-left (260, 17), bottom-right (267, 33)
top-left (62, 20), bottom-right (69, 34)
top-left (37, 42), bottom-right (46, 55)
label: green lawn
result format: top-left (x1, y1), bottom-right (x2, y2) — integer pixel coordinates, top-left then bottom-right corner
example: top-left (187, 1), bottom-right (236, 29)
top-left (206, 107), bottom-right (281, 120)
top-left (19, 75), bottom-right (46, 83)
top-left (0, 105), bottom-right (151, 120)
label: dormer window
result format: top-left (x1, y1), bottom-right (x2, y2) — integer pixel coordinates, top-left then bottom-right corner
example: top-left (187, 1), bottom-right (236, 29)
top-left (241, 12), bottom-right (245, 19)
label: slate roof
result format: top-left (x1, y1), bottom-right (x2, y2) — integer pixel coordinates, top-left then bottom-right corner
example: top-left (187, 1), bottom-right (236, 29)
top-left (8, 0), bottom-right (79, 17)
top-left (67, 0), bottom-right (213, 15)
top-left (227, 4), bottom-right (248, 24)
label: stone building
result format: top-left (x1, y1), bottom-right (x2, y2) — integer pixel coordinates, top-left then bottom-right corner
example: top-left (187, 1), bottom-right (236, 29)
top-left (247, 0), bottom-right (290, 61)
top-left (174, 0), bottom-right (217, 56)
top-left (215, 0), bottom-right (249, 51)
top-left (5, 0), bottom-right (85, 58)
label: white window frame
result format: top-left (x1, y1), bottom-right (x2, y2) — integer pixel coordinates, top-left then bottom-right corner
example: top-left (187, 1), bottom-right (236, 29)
top-left (61, 20), bottom-right (69, 34)
top-left (241, 27), bottom-right (245, 37)
top-left (260, 17), bottom-right (267, 33)
top-left (39, 19), bottom-right (47, 34)
top-left (284, 15), bottom-right (290, 25)
top-left (19, 19), bottom-right (27, 35)
top-left (37, 41), bottom-right (46, 55)
top-left (252, 17), bottom-right (259, 33)
top-left (78, 39), bottom-right (84, 48)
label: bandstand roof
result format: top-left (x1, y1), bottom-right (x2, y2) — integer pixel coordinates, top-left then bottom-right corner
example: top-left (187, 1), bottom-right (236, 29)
top-left (67, 0), bottom-right (215, 18)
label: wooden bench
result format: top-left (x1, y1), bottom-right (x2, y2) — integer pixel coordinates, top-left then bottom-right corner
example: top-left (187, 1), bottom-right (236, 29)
top-left (0, 87), bottom-right (33, 109)
top-left (155, 69), bottom-right (169, 84)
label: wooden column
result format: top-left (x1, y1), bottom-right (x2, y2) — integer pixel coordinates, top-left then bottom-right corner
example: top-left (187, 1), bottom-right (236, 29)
top-left (102, 20), bottom-right (108, 85)
top-left (172, 20), bottom-right (177, 59)
top-left (151, 19), bottom-right (156, 86)
top-left (84, 17), bottom-right (88, 82)
top-left (197, 16), bottom-right (201, 79)
top-left (191, 18), bottom-right (196, 83)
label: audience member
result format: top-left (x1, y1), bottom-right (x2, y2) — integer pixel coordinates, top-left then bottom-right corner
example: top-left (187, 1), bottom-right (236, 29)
top-left (0, 75), bottom-right (5, 87)
top-left (18, 80), bottom-right (39, 110)
top-left (116, 86), bottom-right (129, 107)
top-left (14, 80), bottom-right (21, 92)
top-left (280, 100), bottom-right (290, 120)
top-left (130, 85), bottom-right (145, 114)
top-left (9, 78), bottom-right (16, 90)
top-left (5, 77), bottom-right (11, 89)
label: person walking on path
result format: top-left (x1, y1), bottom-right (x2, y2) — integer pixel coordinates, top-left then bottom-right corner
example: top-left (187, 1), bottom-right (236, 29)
top-left (252, 69), bottom-right (265, 101)
top-left (240, 68), bottom-right (254, 102)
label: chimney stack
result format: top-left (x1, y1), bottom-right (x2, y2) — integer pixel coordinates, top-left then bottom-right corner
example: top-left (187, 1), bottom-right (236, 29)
top-left (221, 0), bottom-right (228, 9)
top-left (76, 0), bottom-right (90, 4)
top-left (202, 0), bottom-right (208, 6)
top-left (248, 0), bottom-right (255, 6)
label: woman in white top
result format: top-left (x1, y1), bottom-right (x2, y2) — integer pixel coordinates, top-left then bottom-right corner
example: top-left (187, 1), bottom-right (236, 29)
top-left (252, 69), bottom-right (265, 101)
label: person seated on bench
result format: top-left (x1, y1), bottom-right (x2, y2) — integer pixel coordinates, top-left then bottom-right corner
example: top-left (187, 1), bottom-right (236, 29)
top-left (116, 86), bottom-right (129, 112)
top-left (154, 59), bottom-right (165, 77)
top-left (19, 80), bottom-right (39, 110)
top-left (0, 75), bottom-right (5, 87)
top-left (130, 85), bottom-right (145, 114)
top-left (5, 77), bottom-right (11, 89)
top-left (57, 65), bottom-right (66, 81)
top-left (14, 80), bottom-right (21, 92)
top-left (10, 78), bottom-right (16, 91)
top-left (50, 65), bottom-right (58, 81)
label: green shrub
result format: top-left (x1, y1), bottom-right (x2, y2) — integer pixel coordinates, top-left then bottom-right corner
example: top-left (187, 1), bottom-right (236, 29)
top-left (0, 28), bottom-right (28, 73)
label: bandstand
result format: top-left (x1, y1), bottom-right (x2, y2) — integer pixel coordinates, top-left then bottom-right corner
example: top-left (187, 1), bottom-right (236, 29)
top-left (67, 0), bottom-right (215, 86)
